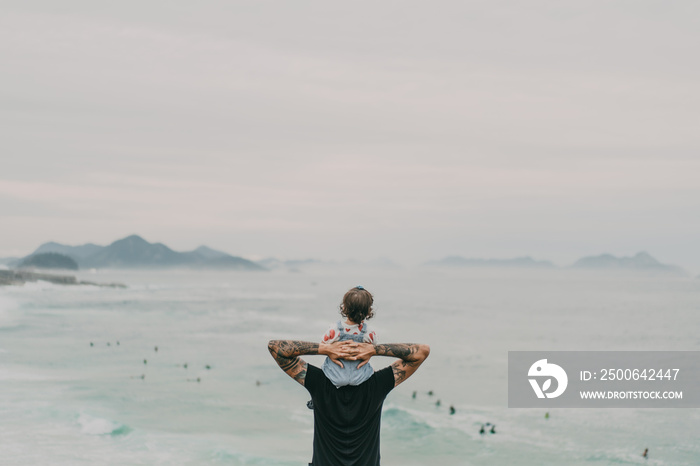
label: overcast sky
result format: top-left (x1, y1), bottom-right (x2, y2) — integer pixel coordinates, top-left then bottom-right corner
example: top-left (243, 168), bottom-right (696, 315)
top-left (2, 1), bottom-right (699, 271)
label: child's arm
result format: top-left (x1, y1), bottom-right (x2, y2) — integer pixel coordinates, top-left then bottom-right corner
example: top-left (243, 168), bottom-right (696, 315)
top-left (321, 325), bottom-right (340, 344)
top-left (362, 325), bottom-right (377, 344)
top-left (320, 325), bottom-right (344, 368)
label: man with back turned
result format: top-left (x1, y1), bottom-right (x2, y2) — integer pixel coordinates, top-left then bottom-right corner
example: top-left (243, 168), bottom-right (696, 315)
top-left (267, 287), bottom-right (430, 466)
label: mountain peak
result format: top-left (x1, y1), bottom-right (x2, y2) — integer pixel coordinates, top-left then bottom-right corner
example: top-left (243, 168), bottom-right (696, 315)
top-left (39, 241), bottom-right (64, 248)
top-left (114, 234), bottom-right (149, 245)
top-left (632, 251), bottom-right (658, 263)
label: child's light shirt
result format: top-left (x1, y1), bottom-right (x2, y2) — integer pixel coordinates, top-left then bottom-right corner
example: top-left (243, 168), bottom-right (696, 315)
top-left (321, 320), bottom-right (377, 345)
top-left (321, 320), bottom-right (377, 388)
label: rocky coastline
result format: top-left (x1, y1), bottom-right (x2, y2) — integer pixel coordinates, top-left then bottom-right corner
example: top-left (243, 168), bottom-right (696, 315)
top-left (0, 269), bottom-right (126, 288)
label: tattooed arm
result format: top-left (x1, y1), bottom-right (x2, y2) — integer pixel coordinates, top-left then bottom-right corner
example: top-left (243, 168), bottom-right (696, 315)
top-left (347, 342), bottom-right (430, 387)
top-left (378, 343), bottom-right (430, 387)
top-left (267, 340), bottom-right (353, 386)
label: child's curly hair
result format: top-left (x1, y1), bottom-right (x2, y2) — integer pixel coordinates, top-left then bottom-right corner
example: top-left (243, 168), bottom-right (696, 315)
top-left (339, 286), bottom-right (374, 324)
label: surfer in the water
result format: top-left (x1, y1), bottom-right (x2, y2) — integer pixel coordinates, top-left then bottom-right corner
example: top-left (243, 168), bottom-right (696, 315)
top-left (268, 287), bottom-right (430, 466)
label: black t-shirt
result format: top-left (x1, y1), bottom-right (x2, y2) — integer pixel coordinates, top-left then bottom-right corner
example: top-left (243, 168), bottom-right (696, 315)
top-left (304, 364), bottom-right (395, 466)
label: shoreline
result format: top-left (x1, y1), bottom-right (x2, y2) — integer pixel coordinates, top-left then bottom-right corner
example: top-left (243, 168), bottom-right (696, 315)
top-left (0, 269), bottom-right (126, 288)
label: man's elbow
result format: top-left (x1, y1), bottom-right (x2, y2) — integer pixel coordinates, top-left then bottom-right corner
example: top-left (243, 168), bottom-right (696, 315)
top-left (418, 344), bottom-right (430, 361)
top-left (267, 340), bottom-right (278, 355)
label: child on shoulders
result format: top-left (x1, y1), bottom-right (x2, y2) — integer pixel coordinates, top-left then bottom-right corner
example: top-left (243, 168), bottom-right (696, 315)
top-left (321, 286), bottom-right (377, 388)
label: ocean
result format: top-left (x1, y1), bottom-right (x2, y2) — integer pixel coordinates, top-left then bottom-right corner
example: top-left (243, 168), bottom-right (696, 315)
top-left (1, 267), bottom-right (699, 465)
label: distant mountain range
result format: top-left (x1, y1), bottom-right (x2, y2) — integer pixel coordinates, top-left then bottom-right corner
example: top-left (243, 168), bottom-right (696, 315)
top-left (425, 256), bottom-right (555, 268)
top-left (5, 236), bottom-right (691, 277)
top-left (13, 235), bottom-right (264, 271)
top-left (425, 252), bottom-right (687, 276)
top-left (571, 251), bottom-right (687, 276)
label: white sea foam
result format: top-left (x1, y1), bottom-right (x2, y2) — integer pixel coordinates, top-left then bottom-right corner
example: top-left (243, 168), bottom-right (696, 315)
top-left (0, 293), bottom-right (21, 329)
top-left (77, 413), bottom-right (129, 436)
top-left (17, 280), bottom-right (63, 291)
